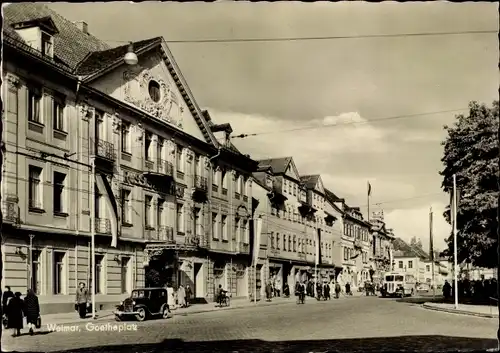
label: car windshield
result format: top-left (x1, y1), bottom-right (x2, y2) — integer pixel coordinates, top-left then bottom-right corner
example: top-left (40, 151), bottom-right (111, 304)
top-left (131, 290), bottom-right (147, 299)
top-left (385, 275), bottom-right (394, 281)
top-left (395, 275), bottom-right (404, 282)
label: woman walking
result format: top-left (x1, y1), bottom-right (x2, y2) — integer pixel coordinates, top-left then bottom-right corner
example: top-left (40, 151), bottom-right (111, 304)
top-left (7, 292), bottom-right (24, 337)
top-left (24, 289), bottom-right (40, 335)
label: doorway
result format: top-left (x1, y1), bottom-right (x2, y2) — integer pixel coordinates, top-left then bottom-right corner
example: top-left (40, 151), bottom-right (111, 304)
top-left (194, 262), bottom-right (204, 298)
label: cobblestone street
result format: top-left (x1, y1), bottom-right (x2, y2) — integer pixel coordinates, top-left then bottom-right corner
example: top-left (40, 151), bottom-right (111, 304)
top-left (3, 297), bottom-right (497, 352)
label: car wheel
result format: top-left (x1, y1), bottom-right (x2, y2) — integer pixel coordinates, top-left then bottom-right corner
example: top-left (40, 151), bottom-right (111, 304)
top-left (114, 315), bottom-right (122, 322)
top-left (162, 305), bottom-right (170, 319)
top-left (135, 307), bottom-right (147, 322)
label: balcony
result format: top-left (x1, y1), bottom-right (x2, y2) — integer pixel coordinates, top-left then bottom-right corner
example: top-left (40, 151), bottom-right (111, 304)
top-left (143, 158), bottom-right (154, 171)
top-left (95, 218), bottom-right (111, 234)
top-left (192, 175), bottom-right (208, 203)
top-left (236, 242), bottom-right (250, 254)
top-left (2, 200), bottom-right (19, 224)
top-left (91, 139), bottom-right (115, 164)
top-left (354, 239), bottom-right (363, 249)
top-left (157, 159), bottom-right (174, 177)
top-left (184, 234), bottom-right (200, 247)
top-left (158, 226), bottom-right (174, 243)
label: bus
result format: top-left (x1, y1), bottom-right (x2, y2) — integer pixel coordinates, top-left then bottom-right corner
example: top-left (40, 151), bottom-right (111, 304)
top-left (381, 272), bottom-right (416, 298)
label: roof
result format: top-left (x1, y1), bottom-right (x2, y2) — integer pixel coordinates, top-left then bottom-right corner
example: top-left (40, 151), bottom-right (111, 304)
top-left (300, 175), bottom-right (320, 189)
top-left (393, 238), bottom-right (429, 259)
top-left (75, 37), bottom-right (163, 76)
top-left (3, 3), bottom-right (111, 70)
top-left (325, 188), bottom-right (343, 203)
top-left (251, 174), bottom-right (272, 192)
top-left (257, 157), bottom-right (292, 175)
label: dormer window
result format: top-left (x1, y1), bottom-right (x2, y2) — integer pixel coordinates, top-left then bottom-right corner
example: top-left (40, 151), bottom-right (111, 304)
top-left (41, 32), bottom-right (53, 57)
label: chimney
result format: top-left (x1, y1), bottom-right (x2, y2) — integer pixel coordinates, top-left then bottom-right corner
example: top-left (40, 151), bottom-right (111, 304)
top-left (74, 21), bottom-right (88, 34)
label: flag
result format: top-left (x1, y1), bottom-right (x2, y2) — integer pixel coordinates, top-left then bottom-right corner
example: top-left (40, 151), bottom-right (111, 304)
top-left (95, 173), bottom-right (118, 247)
top-left (315, 228), bottom-right (322, 266)
top-left (249, 216), bottom-right (262, 267)
top-left (449, 185), bottom-right (461, 229)
top-left (367, 182), bottom-right (372, 197)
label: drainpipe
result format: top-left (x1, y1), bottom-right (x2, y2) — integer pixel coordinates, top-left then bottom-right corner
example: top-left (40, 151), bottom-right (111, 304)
top-left (208, 147), bottom-right (222, 165)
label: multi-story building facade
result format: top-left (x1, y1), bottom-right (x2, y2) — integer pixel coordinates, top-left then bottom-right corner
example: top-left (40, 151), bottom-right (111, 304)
top-left (252, 158), bottom-right (340, 294)
top-left (1, 3), bottom-right (256, 313)
top-left (337, 204), bottom-right (372, 290)
top-left (370, 211), bottom-right (395, 282)
top-left (394, 254), bottom-right (426, 283)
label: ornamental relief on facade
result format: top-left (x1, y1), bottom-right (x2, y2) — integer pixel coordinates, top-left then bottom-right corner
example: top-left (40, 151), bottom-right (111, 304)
top-left (123, 66), bottom-right (183, 128)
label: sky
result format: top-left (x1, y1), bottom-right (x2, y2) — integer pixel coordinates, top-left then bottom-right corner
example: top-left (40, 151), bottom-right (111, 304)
top-left (48, 2), bottom-right (499, 252)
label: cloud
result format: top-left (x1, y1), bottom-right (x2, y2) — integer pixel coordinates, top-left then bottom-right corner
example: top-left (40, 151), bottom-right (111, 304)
top-left (207, 109), bottom-right (391, 165)
top-left (384, 202), bottom-right (451, 253)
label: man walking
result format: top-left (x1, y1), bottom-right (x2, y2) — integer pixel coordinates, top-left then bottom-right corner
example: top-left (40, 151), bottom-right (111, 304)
top-left (75, 282), bottom-right (89, 319)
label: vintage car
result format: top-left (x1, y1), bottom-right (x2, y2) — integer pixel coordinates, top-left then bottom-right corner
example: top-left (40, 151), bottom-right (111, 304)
top-left (114, 287), bottom-right (172, 322)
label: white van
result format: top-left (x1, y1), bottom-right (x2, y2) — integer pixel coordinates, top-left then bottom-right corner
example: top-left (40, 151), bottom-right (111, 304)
top-left (381, 272), bottom-right (416, 298)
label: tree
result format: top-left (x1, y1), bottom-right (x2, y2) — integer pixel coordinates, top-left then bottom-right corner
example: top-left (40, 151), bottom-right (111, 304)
top-left (440, 100), bottom-right (499, 268)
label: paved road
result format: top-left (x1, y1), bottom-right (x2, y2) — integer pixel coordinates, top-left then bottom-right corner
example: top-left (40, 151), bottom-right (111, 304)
top-left (3, 296), bottom-right (497, 352)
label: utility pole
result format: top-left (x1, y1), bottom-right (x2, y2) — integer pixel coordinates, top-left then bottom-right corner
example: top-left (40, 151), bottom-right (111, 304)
top-left (90, 158), bottom-right (96, 319)
top-left (452, 174), bottom-right (458, 309)
top-left (429, 207), bottom-right (435, 298)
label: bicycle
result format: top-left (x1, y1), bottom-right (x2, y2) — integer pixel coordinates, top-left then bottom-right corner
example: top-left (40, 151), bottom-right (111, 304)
top-left (218, 294), bottom-right (231, 307)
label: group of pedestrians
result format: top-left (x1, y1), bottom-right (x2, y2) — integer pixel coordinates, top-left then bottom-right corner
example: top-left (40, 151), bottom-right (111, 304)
top-left (442, 277), bottom-right (498, 304)
top-left (166, 283), bottom-right (193, 309)
top-left (2, 286), bottom-right (41, 337)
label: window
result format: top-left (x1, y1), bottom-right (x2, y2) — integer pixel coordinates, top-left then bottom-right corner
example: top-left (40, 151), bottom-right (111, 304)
top-left (145, 132), bottom-right (152, 161)
top-left (157, 137), bottom-right (164, 160)
top-left (148, 80), bottom-right (161, 102)
top-left (288, 235), bottom-right (292, 252)
top-left (242, 220), bottom-right (248, 243)
top-left (157, 199), bottom-right (165, 227)
top-left (270, 233), bottom-right (275, 249)
top-left (53, 95), bottom-right (65, 131)
top-left (408, 261), bottom-right (413, 269)
top-left (194, 208), bottom-right (201, 236)
top-left (95, 187), bottom-right (102, 219)
top-left (276, 234), bottom-right (280, 250)
top-left (293, 235), bottom-right (297, 252)
top-left (176, 204), bottom-right (184, 233)
top-left (399, 261), bottom-right (403, 269)
top-left (195, 155), bottom-right (201, 177)
top-left (283, 235), bottom-right (286, 250)
top-left (53, 251), bottom-right (66, 294)
top-left (426, 265), bottom-right (430, 272)
top-left (120, 257), bottom-right (130, 294)
top-left (29, 166), bottom-right (42, 209)
top-left (31, 250), bottom-right (41, 295)
top-left (221, 215), bottom-right (228, 241)
top-left (176, 146), bottom-right (183, 172)
top-left (121, 189), bottom-right (131, 224)
top-left (144, 195), bottom-right (152, 227)
top-left (212, 168), bottom-right (219, 186)
top-left (212, 213), bottom-right (218, 240)
top-left (28, 86), bottom-right (42, 123)
top-left (293, 184), bottom-right (297, 196)
top-left (234, 217), bottom-right (239, 241)
top-left (53, 171), bottom-right (66, 214)
top-left (41, 32), bottom-right (53, 57)
top-left (121, 122), bottom-right (131, 153)
top-left (95, 255), bottom-right (104, 294)
top-left (343, 247), bottom-right (347, 261)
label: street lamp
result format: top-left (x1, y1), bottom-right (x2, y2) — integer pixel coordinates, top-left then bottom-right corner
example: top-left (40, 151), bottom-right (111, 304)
top-left (124, 42), bottom-right (138, 66)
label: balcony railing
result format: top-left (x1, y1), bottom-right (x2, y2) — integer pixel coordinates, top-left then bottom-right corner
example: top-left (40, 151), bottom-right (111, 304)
top-left (234, 192), bottom-right (240, 200)
top-left (92, 139), bottom-right (115, 161)
top-left (185, 235), bottom-right (200, 247)
top-left (194, 176), bottom-right (208, 191)
top-left (2, 200), bottom-right (19, 223)
top-left (159, 226), bottom-right (174, 243)
top-left (143, 159), bottom-right (154, 171)
top-left (157, 159), bottom-right (174, 176)
top-left (95, 218), bottom-right (111, 234)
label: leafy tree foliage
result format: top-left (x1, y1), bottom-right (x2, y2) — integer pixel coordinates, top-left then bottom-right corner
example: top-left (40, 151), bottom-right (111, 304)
top-left (440, 101), bottom-right (499, 268)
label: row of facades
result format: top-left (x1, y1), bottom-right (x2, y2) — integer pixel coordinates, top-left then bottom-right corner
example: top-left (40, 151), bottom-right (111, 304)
top-left (1, 3), bottom-right (395, 314)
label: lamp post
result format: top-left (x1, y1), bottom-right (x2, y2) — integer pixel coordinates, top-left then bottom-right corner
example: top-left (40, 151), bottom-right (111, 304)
top-left (90, 158), bottom-right (96, 319)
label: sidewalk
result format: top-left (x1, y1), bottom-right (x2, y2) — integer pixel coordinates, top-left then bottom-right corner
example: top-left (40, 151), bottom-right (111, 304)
top-left (423, 302), bottom-right (499, 318)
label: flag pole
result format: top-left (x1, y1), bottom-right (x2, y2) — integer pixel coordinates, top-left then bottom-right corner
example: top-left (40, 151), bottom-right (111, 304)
top-left (430, 207), bottom-right (435, 298)
top-left (90, 158), bottom-right (96, 319)
top-left (452, 174), bottom-right (458, 309)
top-left (367, 181), bottom-right (370, 222)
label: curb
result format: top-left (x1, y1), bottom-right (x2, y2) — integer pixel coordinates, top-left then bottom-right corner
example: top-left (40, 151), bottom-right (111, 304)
top-left (422, 303), bottom-right (499, 319)
top-left (174, 299), bottom-right (295, 316)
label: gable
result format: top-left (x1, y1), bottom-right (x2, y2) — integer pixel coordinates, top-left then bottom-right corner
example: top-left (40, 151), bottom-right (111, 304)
top-left (314, 175), bottom-right (325, 194)
top-left (88, 48), bottom-right (213, 144)
top-left (284, 158), bottom-right (300, 181)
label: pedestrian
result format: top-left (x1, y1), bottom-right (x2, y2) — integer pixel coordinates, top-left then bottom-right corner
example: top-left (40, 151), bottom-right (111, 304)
top-left (75, 282), bottom-right (89, 319)
top-left (24, 289), bottom-right (40, 335)
top-left (185, 285), bottom-right (192, 307)
top-left (283, 283), bottom-right (290, 297)
top-left (7, 291), bottom-right (23, 337)
top-left (265, 282), bottom-right (273, 302)
top-left (345, 282), bottom-right (351, 296)
top-left (323, 282), bottom-right (331, 300)
top-left (177, 284), bottom-right (186, 308)
top-left (443, 280), bottom-right (451, 300)
top-left (2, 286), bottom-right (14, 316)
top-left (335, 282), bottom-right (341, 299)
